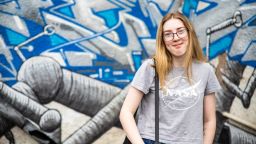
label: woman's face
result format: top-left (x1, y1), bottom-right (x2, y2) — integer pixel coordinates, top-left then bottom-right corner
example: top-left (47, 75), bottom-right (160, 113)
top-left (163, 18), bottom-right (188, 58)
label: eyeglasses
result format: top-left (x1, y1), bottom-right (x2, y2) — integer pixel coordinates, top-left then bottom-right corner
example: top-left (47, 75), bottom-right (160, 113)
top-left (163, 28), bottom-right (188, 41)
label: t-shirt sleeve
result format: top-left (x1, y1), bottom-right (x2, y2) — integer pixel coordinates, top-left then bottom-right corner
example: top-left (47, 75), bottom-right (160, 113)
top-left (131, 59), bottom-right (155, 94)
top-left (205, 64), bottom-right (221, 96)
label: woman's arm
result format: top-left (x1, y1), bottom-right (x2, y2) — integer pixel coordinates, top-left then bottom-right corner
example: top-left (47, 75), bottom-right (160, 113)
top-left (203, 93), bottom-right (216, 144)
top-left (119, 86), bottom-right (144, 144)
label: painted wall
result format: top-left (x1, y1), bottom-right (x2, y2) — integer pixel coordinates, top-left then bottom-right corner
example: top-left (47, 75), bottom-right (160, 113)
top-left (0, 0), bottom-right (255, 143)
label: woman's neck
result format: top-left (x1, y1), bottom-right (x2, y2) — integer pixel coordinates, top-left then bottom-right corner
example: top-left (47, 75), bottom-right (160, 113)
top-left (172, 56), bottom-right (185, 68)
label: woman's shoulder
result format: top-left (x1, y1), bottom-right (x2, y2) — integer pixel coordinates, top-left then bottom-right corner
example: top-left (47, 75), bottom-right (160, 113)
top-left (141, 58), bottom-right (155, 67)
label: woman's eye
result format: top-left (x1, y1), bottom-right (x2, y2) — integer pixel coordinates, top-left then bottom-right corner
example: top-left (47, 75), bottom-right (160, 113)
top-left (165, 33), bottom-right (172, 37)
top-left (178, 30), bottom-right (184, 34)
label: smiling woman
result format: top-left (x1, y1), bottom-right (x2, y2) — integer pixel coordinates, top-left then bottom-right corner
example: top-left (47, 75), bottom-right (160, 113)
top-left (119, 12), bottom-right (221, 144)
top-left (163, 19), bottom-right (189, 58)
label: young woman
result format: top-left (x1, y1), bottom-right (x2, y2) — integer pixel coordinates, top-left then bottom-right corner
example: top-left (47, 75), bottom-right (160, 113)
top-left (119, 12), bottom-right (221, 144)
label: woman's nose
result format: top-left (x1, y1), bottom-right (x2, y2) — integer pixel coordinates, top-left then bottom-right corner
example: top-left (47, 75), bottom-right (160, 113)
top-left (172, 33), bottom-right (180, 41)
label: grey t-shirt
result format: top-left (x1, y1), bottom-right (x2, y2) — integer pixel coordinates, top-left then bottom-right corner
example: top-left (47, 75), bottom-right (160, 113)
top-left (131, 59), bottom-right (221, 144)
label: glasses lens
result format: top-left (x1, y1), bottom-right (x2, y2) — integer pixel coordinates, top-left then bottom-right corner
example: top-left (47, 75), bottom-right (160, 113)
top-left (177, 29), bottom-right (187, 38)
top-left (164, 33), bottom-right (173, 41)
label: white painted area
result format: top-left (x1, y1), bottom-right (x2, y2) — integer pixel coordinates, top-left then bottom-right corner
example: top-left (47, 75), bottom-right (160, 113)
top-left (99, 68), bottom-right (103, 78)
top-left (114, 79), bottom-right (130, 82)
top-left (41, 52), bottom-right (67, 66)
top-left (13, 16), bottom-right (25, 31)
top-left (65, 51), bottom-right (95, 66)
top-left (90, 73), bottom-right (99, 78)
top-left (105, 68), bottom-right (110, 72)
top-left (197, 1), bottom-right (210, 12)
top-left (0, 13), bottom-right (30, 37)
top-left (127, 52), bottom-right (135, 72)
top-left (113, 71), bottom-right (124, 75)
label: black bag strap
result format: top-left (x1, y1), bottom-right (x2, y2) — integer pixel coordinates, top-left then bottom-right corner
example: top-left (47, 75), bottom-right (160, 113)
top-left (154, 58), bottom-right (159, 144)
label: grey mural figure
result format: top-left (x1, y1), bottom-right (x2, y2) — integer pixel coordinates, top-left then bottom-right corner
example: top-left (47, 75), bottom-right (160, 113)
top-left (0, 81), bottom-right (62, 143)
top-left (215, 60), bottom-right (256, 143)
top-left (0, 56), bottom-right (128, 144)
top-left (204, 8), bottom-right (256, 144)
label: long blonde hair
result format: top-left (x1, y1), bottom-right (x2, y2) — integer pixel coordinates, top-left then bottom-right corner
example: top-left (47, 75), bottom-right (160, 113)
top-left (154, 12), bottom-right (206, 88)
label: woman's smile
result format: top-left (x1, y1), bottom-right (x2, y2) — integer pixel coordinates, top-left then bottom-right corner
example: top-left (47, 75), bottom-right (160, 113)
top-left (172, 42), bottom-right (183, 49)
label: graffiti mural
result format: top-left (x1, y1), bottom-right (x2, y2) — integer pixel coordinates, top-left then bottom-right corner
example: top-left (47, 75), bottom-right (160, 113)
top-left (0, 0), bottom-right (255, 143)
top-left (183, 0), bottom-right (256, 143)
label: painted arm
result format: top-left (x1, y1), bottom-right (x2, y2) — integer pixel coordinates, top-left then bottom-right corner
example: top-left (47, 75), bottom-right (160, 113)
top-left (203, 93), bottom-right (216, 144)
top-left (119, 86), bottom-right (144, 144)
